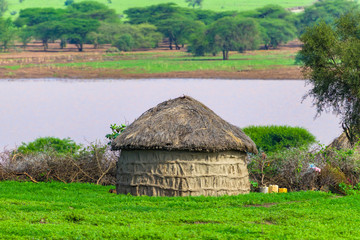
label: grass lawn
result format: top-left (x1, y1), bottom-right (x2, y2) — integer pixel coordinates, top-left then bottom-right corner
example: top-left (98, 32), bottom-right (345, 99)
top-left (0, 181), bottom-right (359, 239)
top-left (5, 0), bottom-right (316, 18)
top-left (67, 52), bottom-right (297, 73)
top-left (5, 50), bottom-right (297, 74)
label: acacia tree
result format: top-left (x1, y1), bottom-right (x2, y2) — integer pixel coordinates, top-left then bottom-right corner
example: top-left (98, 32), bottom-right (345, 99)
top-left (185, 0), bottom-right (203, 8)
top-left (299, 12), bottom-right (360, 144)
top-left (0, 18), bottom-right (16, 51)
top-left (0, 0), bottom-right (8, 17)
top-left (207, 17), bottom-right (260, 60)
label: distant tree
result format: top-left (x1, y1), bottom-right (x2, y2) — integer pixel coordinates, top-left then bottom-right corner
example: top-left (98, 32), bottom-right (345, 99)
top-left (0, 0), bottom-right (8, 17)
top-left (188, 25), bottom-right (208, 56)
top-left (0, 18), bottom-right (16, 51)
top-left (298, 12), bottom-right (360, 145)
top-left (64, 0), bottom-right (74, 6)
top-left (298, 0), bottom-right (358, 35)
top-left (14, 8), bottom-right (66, 27)
top-left (259, 19), bottom-right (297, 49)
top-left (18, 26), bottom-right (33, 49)
top-left (61, 18), bottom-right (100, 51)
top-left (30, 21), bottom-right (62, 50)
top-left (185, 0), bottom-right (203, 8)
top-left (243, 4), bottom-right (292, 19)
top-left (157, 15), bottom-right (204, 49)
top-left (237, 5), bottom-right (297, 49)
top-left (206, 17), bottom-right (260, 60)
top-left (125, 3), bottom-right (190, 25)
top-left (67, 1), bottom-right (118, 22)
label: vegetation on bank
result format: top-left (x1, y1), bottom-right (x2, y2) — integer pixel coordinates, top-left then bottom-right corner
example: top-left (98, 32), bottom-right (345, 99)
top-left (1, 181), bottom-right (360, 239)
top-left (0, 0), bottom-right (358, 59)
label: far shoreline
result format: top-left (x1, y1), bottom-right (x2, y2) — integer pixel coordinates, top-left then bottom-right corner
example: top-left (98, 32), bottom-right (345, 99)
top-left (0, 66), bottom-right (304, 80)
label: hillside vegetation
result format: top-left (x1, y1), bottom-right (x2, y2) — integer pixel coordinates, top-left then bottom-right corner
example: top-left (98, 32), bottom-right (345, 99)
top-left (5, 0), bottom-right (315, 17)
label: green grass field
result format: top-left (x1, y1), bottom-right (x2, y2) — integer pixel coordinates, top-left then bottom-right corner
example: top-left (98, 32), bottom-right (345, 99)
top-left (5, 50), bottom-right (297, 74)
top-left (1, 181), bottom-right (359, 239)
top-left (5, 0), bottom-right (315, 18)
top-left (77, 52), bottom-right (297, 73)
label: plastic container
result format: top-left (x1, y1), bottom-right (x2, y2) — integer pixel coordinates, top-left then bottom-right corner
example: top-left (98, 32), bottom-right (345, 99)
top-left (259, 187), bottom-right (269, 193)
top-left (278, 188), bottom-right (288, 193)
top-left (268, 185), bottom-right (279, 193)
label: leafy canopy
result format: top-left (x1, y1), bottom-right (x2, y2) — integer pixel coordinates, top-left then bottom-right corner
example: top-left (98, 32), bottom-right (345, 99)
top-left (299, 11), bottom-right (360, 144)
top-left (243, 125), bottom-right (316, 153)
top-left (16, 137), bottom-right (82, 155)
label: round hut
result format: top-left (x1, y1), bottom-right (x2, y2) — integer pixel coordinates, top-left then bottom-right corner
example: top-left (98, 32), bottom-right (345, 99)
top-left (112, 96), bottom-right (258, 196)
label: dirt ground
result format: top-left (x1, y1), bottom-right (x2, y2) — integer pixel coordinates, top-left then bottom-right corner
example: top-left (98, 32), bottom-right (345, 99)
top-left (0, 41), bottom-right (304, 80)
top-left (0, 66), bottom-right (304, 79)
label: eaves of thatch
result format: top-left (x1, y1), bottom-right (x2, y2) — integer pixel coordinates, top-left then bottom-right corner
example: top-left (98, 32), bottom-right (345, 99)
top-left (112, 96), bottom-right (258, 154)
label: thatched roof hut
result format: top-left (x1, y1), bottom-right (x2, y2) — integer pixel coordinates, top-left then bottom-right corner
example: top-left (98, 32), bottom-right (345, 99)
top-left (112, 96), bottom-right (257, 196)
top-left (328, 132), bottom-right (359, 151)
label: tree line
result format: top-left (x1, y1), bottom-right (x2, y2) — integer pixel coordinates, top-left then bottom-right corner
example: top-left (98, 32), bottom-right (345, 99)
top-left (0, 0), bottom-right (358, 59)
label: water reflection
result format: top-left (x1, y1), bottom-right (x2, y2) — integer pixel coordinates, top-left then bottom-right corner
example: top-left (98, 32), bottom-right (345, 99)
top-left (0, 79), bottom-right (341, 149)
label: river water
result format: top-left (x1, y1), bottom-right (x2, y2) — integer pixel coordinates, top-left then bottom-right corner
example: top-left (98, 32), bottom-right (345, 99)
top-left (0, 79), bottom-right (342, 149)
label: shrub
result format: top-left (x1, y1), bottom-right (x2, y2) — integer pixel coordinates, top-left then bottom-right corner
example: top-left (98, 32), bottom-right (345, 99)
top-left (1, 142), bottom-right (117, 185)
top-left (16, 137), bottom-right (82, 155)
top-left (243, 125), bottom-right (316, 154)
top-left (106, 47), bottom-right (120, 53)
top-left (247, 143), bottom-right (360, 193)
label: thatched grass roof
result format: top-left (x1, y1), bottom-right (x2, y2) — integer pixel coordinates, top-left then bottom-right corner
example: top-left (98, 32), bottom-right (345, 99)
top-left (328, 132), bottom-right (352, 150)
top-left (112, 96), bottom-right (257, 154)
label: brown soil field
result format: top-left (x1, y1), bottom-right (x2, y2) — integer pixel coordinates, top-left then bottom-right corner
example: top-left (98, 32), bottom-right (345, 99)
top-left (0, 66), bottom-right (303, 79)
top-left (0, 41), bottom-right (304, 80)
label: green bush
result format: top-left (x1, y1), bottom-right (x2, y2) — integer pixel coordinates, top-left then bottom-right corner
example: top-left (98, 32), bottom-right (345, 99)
top-left (243, 125), bottom-right (316, 153)
top-left (16, 137), bottom-right (81, 155)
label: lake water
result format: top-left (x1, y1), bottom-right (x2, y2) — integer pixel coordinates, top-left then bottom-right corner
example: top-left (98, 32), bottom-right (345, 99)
top-left (0, 79), bottom-right (342, 149)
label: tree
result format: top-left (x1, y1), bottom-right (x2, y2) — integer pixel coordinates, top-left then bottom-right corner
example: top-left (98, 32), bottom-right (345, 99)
top-left (30, 21), bottom-right (62, 50)
top-left (67, 1), bottom-right (118, 22)
top-left (259, 19), bottom-right (297, 49)
top-left (0, 18), bottom-right (16, 51)
top-left (17, 26), bottom-right (33, 49)
top-left (15, 8), bottom-right (66, 27)
top-left (299, 12), bottom-right (360, 145)
top-left (157, 15), bottom-right (203, 50)
top-left (298, 0), bottom-right (358, 35)
top-left (206, 17), bottom-right (260, 60)
top-left (61, 18), bottom-right (100, 51)
top-left (185, 0), bottom-right (203, 8)
top-left (0, 0), bottom-right (8, 17)
top-left (64, 0), bottom-right (74, 6)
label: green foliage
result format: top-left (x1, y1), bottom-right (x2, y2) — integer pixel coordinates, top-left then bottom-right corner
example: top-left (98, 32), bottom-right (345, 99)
top-left (298, 12), bottom-right (360, 145)
top-left (339, 182), bottom-right (360, 195)
top-left (16, 137), bottom-right (82, 155)
top-left (64, 0), bottom-right (73, 6)
top-left (14, 8), bottom-right (66, 27)
top-left (0, 0), bottom-right (8, 17)
top-left (243, 125), bottom-right (316, 153)
top-left (239, 5), bottom-right (297, 49)
top-left (185, 0), bottom-right (203, 8)
top-left (67, 1), bottom-right (118, 22)
top-left (0, 17), bottom-right (16, 51)
top-left (298, 0), bottom-right (359, 35)
top-left (206, 17), bottom-right (260, 59)
top-left (105, 123), bottom-right (126, 145)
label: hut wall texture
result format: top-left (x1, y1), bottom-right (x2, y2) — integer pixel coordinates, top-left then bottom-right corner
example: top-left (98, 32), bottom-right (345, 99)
top-left (116, 150), bottom-right (250, 196)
